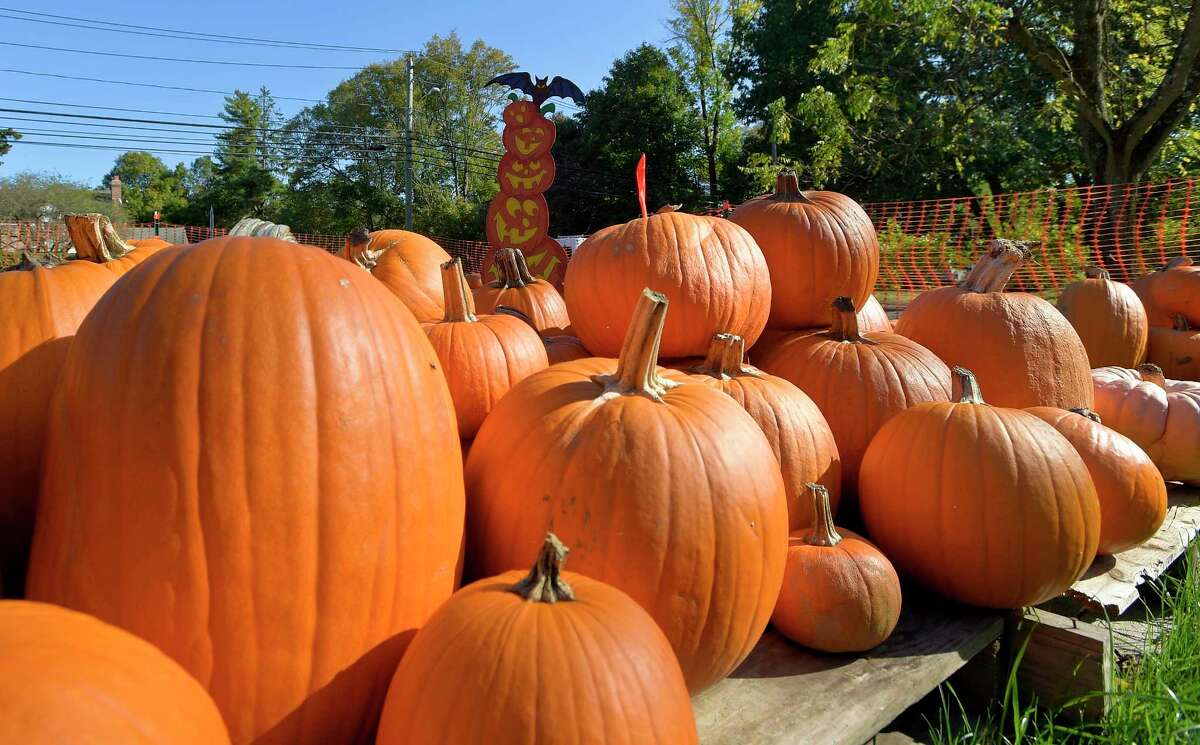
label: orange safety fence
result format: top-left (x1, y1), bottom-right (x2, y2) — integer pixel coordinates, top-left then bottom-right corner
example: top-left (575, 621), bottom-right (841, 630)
top-left (3, 177), bottom-right (1195, 295)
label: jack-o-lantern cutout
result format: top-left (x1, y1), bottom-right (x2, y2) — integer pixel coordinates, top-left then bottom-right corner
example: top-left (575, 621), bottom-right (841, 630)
top-left (486, 194), bottom-right (550, 248)
top-left (503, 117), bottom-right (556, 159)
top-left (498, 152), bottom-right (556, 196)
top-left (482, 236), bottom-right (570, 290)
top-left (502, 100), bottom-right (542, 128)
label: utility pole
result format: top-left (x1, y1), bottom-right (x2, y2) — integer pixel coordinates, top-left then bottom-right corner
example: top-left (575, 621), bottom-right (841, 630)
top-left (404, 54), bottom-right (415, 230)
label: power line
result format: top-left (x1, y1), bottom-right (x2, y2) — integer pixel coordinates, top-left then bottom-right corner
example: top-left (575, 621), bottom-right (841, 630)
top-left (0, 69), bottom-right (325, 104)
top-left (0, 41), bottom-right (369, 70)
top-left (0, 7), bottom-right (414, 54)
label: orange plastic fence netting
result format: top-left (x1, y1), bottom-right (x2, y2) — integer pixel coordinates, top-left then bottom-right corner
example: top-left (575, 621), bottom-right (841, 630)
top-left (3, 177), bottom-right (1195, 295)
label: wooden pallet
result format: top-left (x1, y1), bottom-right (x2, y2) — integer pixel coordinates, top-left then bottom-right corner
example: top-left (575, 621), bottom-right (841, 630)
top-left (693, 599), bottom-right (1003, 745)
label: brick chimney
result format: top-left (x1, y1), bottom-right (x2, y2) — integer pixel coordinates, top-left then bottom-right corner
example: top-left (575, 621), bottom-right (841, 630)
top-left (109, 174), bottom-right (123, 204)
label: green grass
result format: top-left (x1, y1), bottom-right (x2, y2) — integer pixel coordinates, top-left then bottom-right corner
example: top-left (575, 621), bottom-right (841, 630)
top-left (927, 555), bottom-right (1200, 744)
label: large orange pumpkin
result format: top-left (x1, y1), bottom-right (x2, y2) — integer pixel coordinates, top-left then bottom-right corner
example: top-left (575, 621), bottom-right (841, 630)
top-left (729, 170), bottom-right (879, 329)
top-left (1091, 364), bottom-right (1200, 486)
top-left (857, 294), bottom-right (893, 333)
top-left (0, 600), bottom-right (231, 744)
top-left (377, 534), bottom-right (698, 745)
top-left (685, 332), bottom-right (841, 529)
top-left (1057, 265), bottom-right (1148, 367)
top-left (65, 212), bottom-right (166, 275)
top-left (363, 229), bottom-right (452, 323)
top-left (1148, 315), bottom-right (1199, 381)
top-left (1025, 407), bottom-right (1166, 555)
top-left (772, 484), bottom-right (901, 653)
top-left (0, 255), bottom-right (115, 597)
top-left (494, 305), bottom-right (591, 364)
top-left (475, 248), bottom-right (570, 334)
top-left (465, 289), bottom-right (788, 693)
top-left (895, 239), bottom-right (1094, 410)
top-left (565, 208), bottom-right (771, 358)
top-left (1132, 256), bottom-right (1200, 328)
top-left (859, 367), bottom-right (1100, 608)
top-left (27, 237), bottom-right (466, 745)
top-left (758, 297), bottom-right (951, 499)
top-left (423, 259), bottom-right (548, 438)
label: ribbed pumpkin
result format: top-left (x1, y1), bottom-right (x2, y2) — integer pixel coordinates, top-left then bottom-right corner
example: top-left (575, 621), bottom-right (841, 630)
top-left (65, 212), bottom-right (166, 275)
top-left (772, 484), bottom-right (901, 652)
top-left (1148, 315), bottom-right (1199, 381)
top-left (377, 534), bottom-right (698, 745)
top-left (423, 259), bottom-right (548, 438)
top-left (475, 248), bottom-right (570, 334)
top-left (685, 333), bottom-right (841, 529)
top-left (361, 229), bottom-right (452, 323)
top-left (131, 237), bottom-right (174, 251)
top-left (758, 297), bottom-right (951, 498)
top-left (857, 294), bottom-right (893, 333)
top-left (1091, 364), bottom-right (1200, 486)
top-left (543, 333), bottom-right (592, 364)
top-left (0, 254), bottom-right (115, 597)
top-left (0, 600), bottom-right (231, 745)
top-left (564, 207), bottom-right (771, 358)
top-left (1057, 265), bottom-right (1149, 367)
top-left (729, 170), bottom-right (879, 329)
top-left (896, 239), bottom-right (1094, 410)
top-left (1025, 407), bottom-right (1167, 555)
top-left (860, 368), bottom-right (1100, 608)
top-left (1132, 256), bottom-right (1200, 328)
top-left (27, 237), bottom-right (466, 745)
top-left (465, 289), bottom-right (788, 693)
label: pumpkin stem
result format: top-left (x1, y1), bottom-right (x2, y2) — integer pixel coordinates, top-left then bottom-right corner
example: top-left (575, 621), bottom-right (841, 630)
top-left (592, 288), bottom-right (679, 401)
top-left (770, 169), bottom-right (814, 204)
top-left (804, 484), bottom-right (842, 547)
top-left (1084, 265), bottom-right (1111, 281)
top-left (511, 249), bottom-right (536, 284)
top-left (691, 333), bottom-right (747, 379)
top-left (655, 204), bottom-right (682, 214)
top-left (1070, 407), bottom-right (1103, 424)
top-left (826, 296), bottom-right (876, 344)
top-left (1163, 256), bottom-right (1194, 270)
top-left (509, 532), bottom-right (575, 603)
top-left (960, 239), bottom-right (1032, 293)
top-left (440, 258), bottom-right (477, 323)
top-left (1138, 363), bottom-right (1167, 388)
top-left (4, 251), bottom-right (61, 272)
top-left (951, 367), bottom-right (987, 404)
top-left (1173, 314), bottom-right (1192, 332)
top-left (65, 213), bottom-right (134, 262)
top-left (496, 248), bottom-right (528, 289)
top-left (344, 227), bottom-right (370, 261)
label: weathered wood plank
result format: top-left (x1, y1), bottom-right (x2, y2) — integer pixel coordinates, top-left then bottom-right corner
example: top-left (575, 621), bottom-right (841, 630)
top-left (1067, 485), bottom-right (1200, 615)
top-left (693, 599), bottom-right (1003, 745)
top-left (1014, 609), bottom-right (1112, 722)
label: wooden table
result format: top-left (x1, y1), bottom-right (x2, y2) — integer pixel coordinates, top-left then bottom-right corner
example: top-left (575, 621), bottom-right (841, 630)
top-left (693, 599), bottom-right (1003, 745)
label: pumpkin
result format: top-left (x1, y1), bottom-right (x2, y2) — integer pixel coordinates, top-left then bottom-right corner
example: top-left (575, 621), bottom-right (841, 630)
top-left (565, 207), bottom-right (771, 358)
top-left (501, 110), bottom-right (556, 159)
top-left (686, 333), bottom-right (841, 529)
top-left (1057, 265), bottom-right (1148, 367)
top-left (1091, 364), bottom-right (1200, 486)
top-left (27, 237), bottom-right (466, 745)
top-left (494, 305), bottom-right (591, 364)
top-left (364, 229), bottom-right (453, 323)
top-left (1025, 407), bottom-right (1167, 555)
top-left (729, 170), bottom-right (879, 329)
top-left (476, 248), bottom-right (570, 334)
top-left (758, 297), bottom-right (951, 499)
top-left (423, 259), bottom-right (548, 438)
top-left (502, 99), bottom-right (543, 128)
top-left (772, 484), bottom-right (901, 652)
top-left (465, 289), bottom-right (788, 693)
top-left (131, 237), bottom-right (174, 251)
top-left (0, 600), bottom-right (231, 744)
top-left (0, 254), bottom-right (115, 597)
top-left (486, 193), bottom-right (550, 249)
top-left (377, 533), bottom-right (698, 745)
top-left (497, 151), bottom-right (556, 196)
top-left (1148, 315), bottom-right (1200, 381)
top-left (859, 367), bottom-right (1100, 608)
top-left (1132, 256), bottom-right (1200, 328)
top-left (895, 239), bottom-right (1094, 410)
top-left (465, 271), bottom-right (483, 290)
top-left (857, 294), bottom-right (893, 333)
top-left (65, 212), bottom-right (166, 275)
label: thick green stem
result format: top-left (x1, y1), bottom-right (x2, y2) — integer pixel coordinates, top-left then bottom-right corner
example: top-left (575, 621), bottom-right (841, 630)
top-left (952, 367), bottom-right (987, 404)
top-left (771, 169), bottom-right (813, 204)
top-left (440, 258), bottom-right (477, 323)
top-left (591, 289), bottom-right (677, 401)
top-left (509, 533), bottom-right (575, 603)
top-left (804, 484), bottom-right (842, 547)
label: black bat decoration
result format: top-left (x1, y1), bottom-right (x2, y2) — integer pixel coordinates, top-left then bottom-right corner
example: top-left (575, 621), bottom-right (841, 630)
top-left (485, 71), bottom-right (585, 107)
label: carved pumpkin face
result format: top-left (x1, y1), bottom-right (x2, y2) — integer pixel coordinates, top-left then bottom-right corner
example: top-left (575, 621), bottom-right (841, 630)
top-left (481, 237), bottom-right (569, 290)
top-left (502, 100), bottom-right (541, 128)
top-left (486, 193), bottom-right (550, 248)
top-left (497, 152), bottom-right (556, 196)
top-left (503, 117), bottom-right (556, 159)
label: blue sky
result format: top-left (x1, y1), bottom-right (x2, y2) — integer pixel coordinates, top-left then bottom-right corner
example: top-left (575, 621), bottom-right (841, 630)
top-left (0, 0), bottom-right (675, 183)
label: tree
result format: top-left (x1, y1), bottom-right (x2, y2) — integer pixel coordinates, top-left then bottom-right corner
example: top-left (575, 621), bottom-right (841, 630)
top-left (667, 0), bottom-right (745, 196)
top-left (0, 128), bottom-right (18, 166)
top-left (0, 172), bottom-right (126, 221)
top-left (102, 152), bottom-right (188, 222)
top-left (1003, 0), bottom-right (1200, 185)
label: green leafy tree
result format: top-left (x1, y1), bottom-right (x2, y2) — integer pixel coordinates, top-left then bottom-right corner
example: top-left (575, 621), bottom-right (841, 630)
top-left (102, 152), bottom-right (188, 222)
top-left (0, 172), bottom-right (126, 221)
top-left (0, 128), bottom-right (19, 166)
